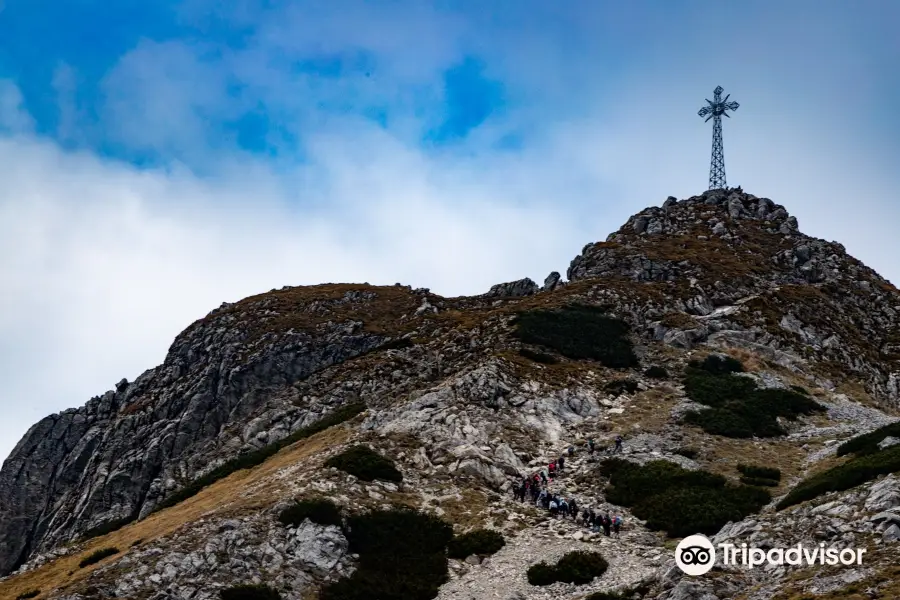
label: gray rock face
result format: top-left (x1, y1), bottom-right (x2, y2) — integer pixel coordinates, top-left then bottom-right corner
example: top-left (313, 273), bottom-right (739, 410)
top-left (542, 271), bottom-right (562, 292)
top-left (565, 190), bottom-right (900, 409)
top-left (486, 278), bottom-right (539, 298)
top-left (0, 288), bottom-right (410, 576)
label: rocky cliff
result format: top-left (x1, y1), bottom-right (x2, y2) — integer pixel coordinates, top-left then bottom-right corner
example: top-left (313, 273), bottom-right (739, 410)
top-left (1, 188), bottom-right (899, 600)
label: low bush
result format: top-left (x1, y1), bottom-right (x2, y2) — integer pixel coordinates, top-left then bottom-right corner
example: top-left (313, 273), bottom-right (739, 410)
top-left (684, 407), bottom-right (760, 438)
top-left (585, 582), bottom-right (652, 600)
top-left (155, 403), bottom-right (365, 512)
top-left (16, 590), bottom-right (40, 600)
top-left (837, 421), bottom-right (900, 457)
top-left (643, 366), bottom-right (668, 379)
top-left (777, 444), bottom-right (900, 510)
top-left (514, 305), bottom-right (639, 368)
top-left (325, 445), bottom-right (403, 482)
top-left (377, 337), bottom-right (415, 351)
top-left (527, 551), bottom-right (608, 586)
top-left (78, 547), bottom-right (119, 568)
top-left (682, 367), bottom-right (756, 408)
top-left (600, 459), bottom-right (770, 537)
top-left (682, 367), bottom-right (825, 439)
top-left (278, 498), bottom-right (342, 527)
top-left (518, 347), bottom-right (559, 364)
top-left (737, 464), bottom-right (781, 480)
top-left (525, 561), bottom-right (558, 586)
top-left (81, 515), bottom-right (137, 541)
top-left (220, 584), bottom-right (282, 600)
top-left (674, 447), bottom-right (698, 459)
top-left (446, 529), bottom-right (505, 559)
top-left (320, 507), bottom-right (454, 600)
top-left (605, 379), bottom-right (639, 395)
top-left (740, 476), bottom-right (779, 487)
top-left (689, 354), bottom-right (745, 375)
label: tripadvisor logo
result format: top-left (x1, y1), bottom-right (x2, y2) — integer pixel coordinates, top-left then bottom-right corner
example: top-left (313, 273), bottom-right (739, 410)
top-left (675, 534), bottom-right (867, 576)
top-left (676, 535), bottom-right (717, 575)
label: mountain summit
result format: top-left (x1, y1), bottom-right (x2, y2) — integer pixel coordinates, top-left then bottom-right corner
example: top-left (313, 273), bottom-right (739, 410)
top-left (1, 189), bottom-right (899, 600)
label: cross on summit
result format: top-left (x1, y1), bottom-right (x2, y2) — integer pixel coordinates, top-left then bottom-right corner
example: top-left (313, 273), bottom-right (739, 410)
top-left (698, 85), bottom-right (739, 190)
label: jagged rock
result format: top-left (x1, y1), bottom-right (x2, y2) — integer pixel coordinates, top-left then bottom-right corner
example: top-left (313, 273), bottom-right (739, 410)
top-left (884, 524), bottom-right (900, 542)
top-left (486, 278), bottom-right (539, 298)
top-left (877, 436), bottom-right (900, 450)
top-left (0, 288), bottom-right (409, 575)
top-left (542, 271), bottom-right (562, 292)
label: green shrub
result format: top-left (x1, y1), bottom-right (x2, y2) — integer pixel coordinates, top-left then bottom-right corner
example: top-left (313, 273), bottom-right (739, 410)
top-left (777, 444), bottom-right (900, 510)
top-left (740, 476), bottom-right (779, 487)
top-left (78, 547), bottom-right (119, 568)
top-left (220, 584), bottom-right (282, 600)
top-left (682, 367), bottom-right (756, 408)
top-left (600, 458), bottom-right (727, 507)
top-left (325, 445), bottom-right (403, 482)
top-left (320, 508), bottom-right (454, 600)
top-left (837, 421), bottom-right (900, 457)
top-left (690, 354), bottom-right (745, 375)
top-left (585, 582), bottom-right (652, 600)
top-left (684, 408), bottom-right (760, 438)
top-left (674, 447), bottom-right (698, 459)
top-left (527, 551), bottom-right (608, 586)
top-left (447, 529), bottom-right (505, 559)
top-left (81, 515), bottom-right (137, 541)
top-left (605, 379), bottom-right (639, 395)
top-left (378, 337), bottom-right (415, 350)
top-left (737, 464), bottom-right (781, 480)
top-left (514, 305), bottom-right (639, 368)
top-left (278, 498), bottom-right (342, 527)
top-left (644, 366), bottom-right (668, 379)
top-left (682, 368), bottom-right (825, 439)
top-left (16, 590), bottom-right (40, 600)
top-left (518, 347), bottom-right (559, 364)
top-left (155, 402), bottom-right (365, 512)
top-left (526, 561), bottom-right (558, 586)
top-left (600, 459), bottom-right (770, 537)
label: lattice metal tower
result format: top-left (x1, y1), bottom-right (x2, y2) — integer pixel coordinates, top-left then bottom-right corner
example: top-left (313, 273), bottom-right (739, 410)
top-left (698, 86), bottom-right (739, 190)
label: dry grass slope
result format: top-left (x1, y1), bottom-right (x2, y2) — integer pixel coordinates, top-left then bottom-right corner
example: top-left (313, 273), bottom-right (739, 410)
top-left (0, 425), bottom-right (354, 600)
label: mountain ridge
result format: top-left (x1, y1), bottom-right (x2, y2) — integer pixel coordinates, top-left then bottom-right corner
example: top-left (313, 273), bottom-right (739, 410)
top-left (2, 188), bottom-right (899, 600)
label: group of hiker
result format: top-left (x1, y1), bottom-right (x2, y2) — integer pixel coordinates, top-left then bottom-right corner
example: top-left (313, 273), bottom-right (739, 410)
top-left (510, 435), bottom-right (626, 537)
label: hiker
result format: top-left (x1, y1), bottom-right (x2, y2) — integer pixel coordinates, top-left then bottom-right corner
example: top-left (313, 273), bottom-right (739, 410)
top-left (549, 498), bottom-right (558, 516)
top-left (613, 514), bottom-right (622, 537)
top-left (614, 435), bottom-right (623, 454)
top-left (548, 461), bottom-right (556, 477)
top-left (557, 455), bottom-right (565, 472)
top-left (569, 497), bottom-right (579, 520)
top-left (559, 497), bottom-right (569, 517)
top-left (603, 513), bottom-right (612, 537)
top-left (540, 470), bottom-right (548, 485)
top-left (568, 445), bottom-right (575, 457)
top-left (588, 438), bottom-right (595, 455)
top-left (591, 510), bottom-right (601, 533)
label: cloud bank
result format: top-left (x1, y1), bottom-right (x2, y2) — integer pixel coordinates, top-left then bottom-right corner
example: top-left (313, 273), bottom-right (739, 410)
top-left (1, 0), bottom-right (898, 462)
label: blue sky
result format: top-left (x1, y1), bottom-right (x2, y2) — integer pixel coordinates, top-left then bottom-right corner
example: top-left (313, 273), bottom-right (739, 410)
top-left (1, 0), bottom-right (899, 462)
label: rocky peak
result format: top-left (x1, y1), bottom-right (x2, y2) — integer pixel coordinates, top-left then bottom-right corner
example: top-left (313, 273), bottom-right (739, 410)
top-left (1, 191), bottom-right (900, 600)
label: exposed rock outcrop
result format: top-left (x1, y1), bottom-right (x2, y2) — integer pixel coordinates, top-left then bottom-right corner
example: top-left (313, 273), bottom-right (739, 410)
top-left (2, 190), bottom-right (900, 600)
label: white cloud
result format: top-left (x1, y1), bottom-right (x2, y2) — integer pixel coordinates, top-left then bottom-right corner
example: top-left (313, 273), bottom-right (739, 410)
top-left (2, 1), bottom-right (899, 464)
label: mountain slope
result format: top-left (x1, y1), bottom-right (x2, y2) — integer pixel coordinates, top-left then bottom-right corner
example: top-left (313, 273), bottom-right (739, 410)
top-left (1, 188), bottom-right (899, 600)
